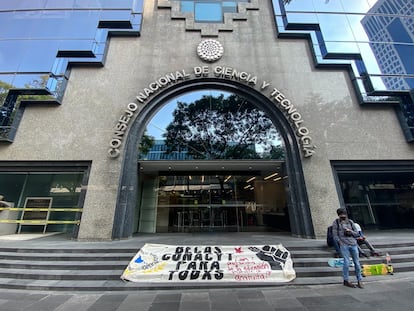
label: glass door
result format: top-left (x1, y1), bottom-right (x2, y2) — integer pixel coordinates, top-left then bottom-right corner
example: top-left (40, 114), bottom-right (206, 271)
top-left (153, 172), bottom-right (289, 233)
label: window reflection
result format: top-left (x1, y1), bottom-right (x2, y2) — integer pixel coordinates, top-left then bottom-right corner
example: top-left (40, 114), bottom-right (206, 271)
top-left (0, 0), bottom-right (142, 137)
top-left (339, 171), bottom-right (414, 230)
top-left (278, 0), bottom-right (414, 91)
top-left (175, 0), bottom-right (250, 23)
top-left (139, 91), bottom-right (285, 161)
top-left (276, 0), bottom-right (414, 138)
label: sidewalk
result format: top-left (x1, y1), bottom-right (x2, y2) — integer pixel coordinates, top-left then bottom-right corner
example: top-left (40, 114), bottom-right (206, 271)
top-left (0, 276), bottom-right (412, 311)
top-left (0, 230), bottom-right (413, 310)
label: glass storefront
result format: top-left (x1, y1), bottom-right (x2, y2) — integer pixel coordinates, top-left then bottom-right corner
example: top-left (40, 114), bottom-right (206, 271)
top-left (137, 89), bottom-right (290, 233)
top-left (336, 167), bottom-right (414, 230)
top-left (0, 170), bottom-right (87, 235)
top-left (149, 171), bottom-right (289, 233)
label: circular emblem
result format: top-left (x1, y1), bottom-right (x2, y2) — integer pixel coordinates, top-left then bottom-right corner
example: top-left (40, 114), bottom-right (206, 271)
top-left (197, 39), bottom-right (224, 62)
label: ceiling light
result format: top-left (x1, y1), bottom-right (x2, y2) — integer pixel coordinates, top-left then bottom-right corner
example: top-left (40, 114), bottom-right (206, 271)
top-left (246, 176), bottom-right (256, 183)
top-left (264, 172), bottom-right (279, 180)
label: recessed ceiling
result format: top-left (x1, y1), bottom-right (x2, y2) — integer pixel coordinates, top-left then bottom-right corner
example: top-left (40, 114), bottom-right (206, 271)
top-left (138, 160), bottom-right (284, 174)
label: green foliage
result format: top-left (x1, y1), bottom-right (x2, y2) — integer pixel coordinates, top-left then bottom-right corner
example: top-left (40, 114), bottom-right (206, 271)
top-left (163, 93), bottom-right (283, 160)
top-left (138, 131), bottom-right (155, 155)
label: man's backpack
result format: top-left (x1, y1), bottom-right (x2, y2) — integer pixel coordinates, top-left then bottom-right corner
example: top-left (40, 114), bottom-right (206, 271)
top-left (327, 225), bottom-right (334, 247)
top-left (327, 219), bottom-right (341, 247)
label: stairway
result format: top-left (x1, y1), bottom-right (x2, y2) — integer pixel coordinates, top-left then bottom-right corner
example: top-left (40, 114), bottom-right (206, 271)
top-left (0, 239), bottom-right (413, 291)
top-left (291, 241), bottom-right (414, 285)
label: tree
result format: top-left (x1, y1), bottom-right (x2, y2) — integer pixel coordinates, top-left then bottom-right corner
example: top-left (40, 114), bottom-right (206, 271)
top-left (138, 131), bottom-right (155, 156)
top-left (163, 93), bottom-right (283, 160)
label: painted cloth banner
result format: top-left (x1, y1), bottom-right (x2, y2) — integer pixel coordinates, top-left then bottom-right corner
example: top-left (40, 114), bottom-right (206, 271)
top-left (121, 243), bottom-right (296, 283)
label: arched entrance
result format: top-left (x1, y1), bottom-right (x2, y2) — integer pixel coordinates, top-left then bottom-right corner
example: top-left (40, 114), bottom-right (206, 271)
top-left (112, 79), bottom-right (314, 239)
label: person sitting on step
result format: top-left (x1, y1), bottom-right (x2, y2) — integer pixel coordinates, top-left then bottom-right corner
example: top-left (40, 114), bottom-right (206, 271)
top-left (354, 222), bottom-right (381, 257)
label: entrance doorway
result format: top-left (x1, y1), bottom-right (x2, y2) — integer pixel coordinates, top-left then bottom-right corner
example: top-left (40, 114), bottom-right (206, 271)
top-left (113, 80), bottom-right (314, 239)
top-left (137, 161), bottom-right (289, 233)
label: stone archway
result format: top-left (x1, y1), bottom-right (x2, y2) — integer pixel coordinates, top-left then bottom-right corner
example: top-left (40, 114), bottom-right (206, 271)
top-left (112, 78), bottom-right (315, 239)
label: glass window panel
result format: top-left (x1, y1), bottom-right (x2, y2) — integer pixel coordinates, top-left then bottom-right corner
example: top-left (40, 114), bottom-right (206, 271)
top-left (323, 41), bottom-right (359, 54)
top-left (317, 13), bottom-right (355, 41)
top-left (0, 11), bottom-right (41, 39)
top-left (31, 10), bottom-right (74, 39)
top-left (141, 90), bottom-right (284, 161)
top-left (195, 3), bottom-right (222, 22)
top-left (0, 75), bottom-right (15, 90)
top-left (272, 0), bottom-right (283, 15)
top-left (313, 0), bottom-right (343, 12)
top-left (64, 11), bottom-right (101, 38)
top-left (9, 0), bottom-right (47, 10)
top-left (357, 43), bottom-right (382, 74)
top-left (284, 0), bottom-right (315, 12)
top-left (0, 173), bottom-right (26, 206)
top-left (223, 2), bottom-right (237, 13)
top-left (403, 77), bottom-right (414, 90)
top-left (346, 14), bottom-right (370, 41)
top-left (18, 41), bottom-right (59, 72)
top-left (21, 174), bottom-right (54, 198)
top-left (369, 75), bottom-right (389, 91)
top-left (58, 39), bottom-right (96, 53)
top-left (340, 0), bottom-right (370, 13)
top-left (0, 41), bottom-right (26, 72)
top-left (393, 44), bottom-right (414, 75)
top-left (98, 0), bottom-right (133, 9)
top-left (12, 74), bottom-right (49, 89)
top-left (130, 14), bottom-right (143, 27)
top-left (45, 0), bottom-right (76, 9)
top-left (285, 12), bottom-right (318, 24)
top-left (367, 0), bottom-right (379, 8)
top-left (51, 58), bottom-right (69, 76)
top-left (133, 0), bottom-right (144, 13)
top-left (0, 13), bottom-right (13, 38)
top-left (100, 10), bottom-right (132, 22)
top-left (181, 1), bottom-right (194, 13)
top-left (388, 17), bottom-right (414, 44)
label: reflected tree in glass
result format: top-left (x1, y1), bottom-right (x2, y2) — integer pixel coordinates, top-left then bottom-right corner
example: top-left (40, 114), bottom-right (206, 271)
top-left (163, 93), bottom-right (283, 160)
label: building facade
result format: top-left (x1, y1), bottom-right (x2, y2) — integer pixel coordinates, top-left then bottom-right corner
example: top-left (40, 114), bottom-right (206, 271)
top-left (0, 0), bottom-right (413, 240)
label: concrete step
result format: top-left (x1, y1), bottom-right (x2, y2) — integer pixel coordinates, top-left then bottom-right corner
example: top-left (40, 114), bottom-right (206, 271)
top-left (0, 239), bottom-right (412, 291)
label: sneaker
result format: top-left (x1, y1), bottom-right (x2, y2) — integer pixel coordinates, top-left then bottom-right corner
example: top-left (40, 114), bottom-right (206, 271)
top-left (343, 280), bottom-right (356, 288)
top-left (357, 281), bottom-right (364, 289)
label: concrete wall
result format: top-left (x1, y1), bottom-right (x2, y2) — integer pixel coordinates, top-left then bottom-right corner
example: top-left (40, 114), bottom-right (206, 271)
top-left (1, 1), bottom-right (413, 240)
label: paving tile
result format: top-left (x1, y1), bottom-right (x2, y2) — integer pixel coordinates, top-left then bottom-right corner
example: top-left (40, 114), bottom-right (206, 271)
top-left (53, 294), bottom-right (102, 311)
top-left (86, 294), bottom-right (128, 311)
top-left (148, 301), bottom-right (180, 311)
top-left (117, 300), bottom-right (153, 311)
top-left (305, 302), bottom-right (377, 311)
top-left (153, 293), bottom-right (181, 302)
top-left (0, 299), bottom-right (39, 311)
top-left (21, 294), bottom-right (73, 311)
top-left (238, 298), bottom-right (274, 311)
top-left (179, 301), bottom-right (211, 311)
top-left (181, 291), bottom-right (210, 302)
top-left (273, 307), bottom-right (307, 311)
top-left (236, 289), bottom-right (265, 299)
top-left (210, 300), bottom-right (241, 311)
top-left (266, 297), bottom-right (304, 309)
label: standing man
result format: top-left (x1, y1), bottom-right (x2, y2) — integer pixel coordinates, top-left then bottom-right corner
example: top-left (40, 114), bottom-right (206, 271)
top-left (332, 208), bottom-right (364, 289)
